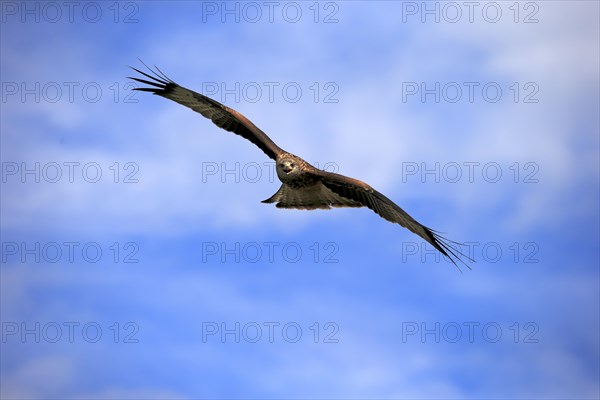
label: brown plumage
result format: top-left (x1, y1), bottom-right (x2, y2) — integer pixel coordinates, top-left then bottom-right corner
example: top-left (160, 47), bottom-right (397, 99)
top-left (129, 63), bottom-right (472, 271)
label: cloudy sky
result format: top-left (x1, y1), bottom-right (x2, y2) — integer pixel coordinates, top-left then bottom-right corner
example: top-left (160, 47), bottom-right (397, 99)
top-left (1, 1), bottom-right (599, 398)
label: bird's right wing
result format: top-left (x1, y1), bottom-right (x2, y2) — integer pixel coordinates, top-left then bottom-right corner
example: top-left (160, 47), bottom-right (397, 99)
top-left (310, 168), bottom-right (473, 271)
top-left (129, 64), bottom-right (284, 160)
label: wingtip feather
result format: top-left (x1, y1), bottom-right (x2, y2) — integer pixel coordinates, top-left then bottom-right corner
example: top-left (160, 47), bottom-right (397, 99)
top-left (429, 230), bottom-right (475, 273)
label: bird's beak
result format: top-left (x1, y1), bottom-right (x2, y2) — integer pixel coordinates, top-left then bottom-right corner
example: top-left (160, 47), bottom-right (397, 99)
top-left (282, 164), bottom-right (292, 173)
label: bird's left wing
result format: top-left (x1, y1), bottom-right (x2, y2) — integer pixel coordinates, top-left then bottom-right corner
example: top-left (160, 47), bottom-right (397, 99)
top-left (128, 64), bottom-right (284, 160)
top-left (309, 168), bottom-right (472, 270)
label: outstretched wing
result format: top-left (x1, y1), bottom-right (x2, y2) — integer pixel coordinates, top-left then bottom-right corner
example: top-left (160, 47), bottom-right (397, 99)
top-left (128, 64), bottom-right (284, 160)
top-left (310, 169), bottom-right (473, 271)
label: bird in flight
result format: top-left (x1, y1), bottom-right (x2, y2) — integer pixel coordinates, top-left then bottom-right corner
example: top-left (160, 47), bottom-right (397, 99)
top-left (129, 63), bottom-right (472, 271)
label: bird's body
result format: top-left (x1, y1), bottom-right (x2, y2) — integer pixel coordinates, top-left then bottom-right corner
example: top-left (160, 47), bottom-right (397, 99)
top-left (129, 64), bottom-right (472, 270)
top-left (265, 152), bottom-right (364, 210)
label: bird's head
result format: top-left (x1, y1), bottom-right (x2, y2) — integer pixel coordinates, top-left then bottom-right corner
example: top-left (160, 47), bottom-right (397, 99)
top-left (277, 157), bottom-right (300, 179)
top-left (279, 158), bottom-right (297, 173)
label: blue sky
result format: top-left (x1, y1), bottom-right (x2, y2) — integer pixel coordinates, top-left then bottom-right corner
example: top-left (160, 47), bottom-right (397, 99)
top-left (1, 1), bottom-right (599, 398)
